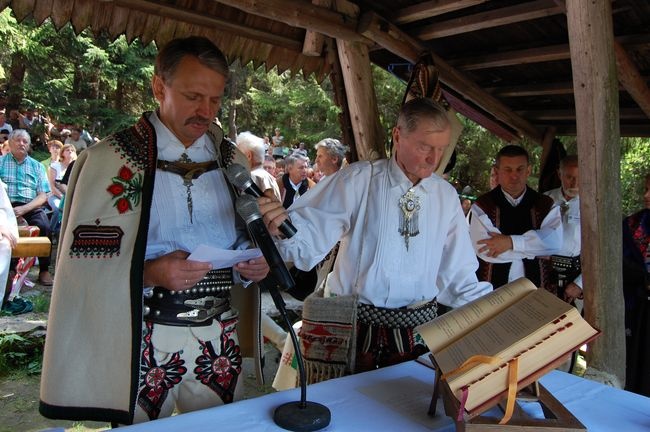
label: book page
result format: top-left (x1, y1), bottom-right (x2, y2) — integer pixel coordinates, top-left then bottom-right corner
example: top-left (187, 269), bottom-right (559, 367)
top-left (461, 312), bottom-right (598, 411)
top-left (417, 278), bottom-right (536, 354)
top-left (434, 288), bottom-right (573, 375)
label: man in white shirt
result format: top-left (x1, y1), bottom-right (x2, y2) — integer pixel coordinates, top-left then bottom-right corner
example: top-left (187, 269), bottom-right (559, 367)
top-left (544, 155), bottom-right (583, 304)
top-left (64, 127), bottom-right (87, 153)
top-left (260, 98), bottom-right (491, 375)
top-left (469, 145), bottom-right (562, 292)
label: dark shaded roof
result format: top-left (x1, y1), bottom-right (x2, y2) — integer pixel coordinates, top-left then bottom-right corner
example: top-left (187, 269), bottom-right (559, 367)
top-left (5, 0), bottom-right (650, 140)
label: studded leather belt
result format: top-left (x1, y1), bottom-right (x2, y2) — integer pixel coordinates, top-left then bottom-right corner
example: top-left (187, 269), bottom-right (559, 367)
top-left (143, 268), bottom-right (234, 327)
top-left (357, 299), bottom-right (438, 329)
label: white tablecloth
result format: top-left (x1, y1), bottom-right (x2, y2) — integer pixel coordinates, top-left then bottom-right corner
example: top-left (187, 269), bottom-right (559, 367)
top-left (119, 360), bottom-right (650, 431)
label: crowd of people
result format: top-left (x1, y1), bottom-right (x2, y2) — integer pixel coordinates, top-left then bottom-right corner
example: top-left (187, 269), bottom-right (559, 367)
top-left (0, 35), bottom-right (645, 428)
top-left (0, 105), bottom-right (94, 313)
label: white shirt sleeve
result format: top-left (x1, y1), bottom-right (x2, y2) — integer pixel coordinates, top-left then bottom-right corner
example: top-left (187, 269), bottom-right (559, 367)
top-left (469, 203), bottom-right (563, 262)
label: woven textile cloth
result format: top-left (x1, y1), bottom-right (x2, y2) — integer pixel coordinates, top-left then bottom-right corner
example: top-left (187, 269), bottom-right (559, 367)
top-left (300, 291), bottom-right (358, 385)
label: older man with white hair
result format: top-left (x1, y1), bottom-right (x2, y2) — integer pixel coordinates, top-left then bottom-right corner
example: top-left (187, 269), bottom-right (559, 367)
top-left (236, 131), bottom-right (280, 200)
top-left (314, 138), bottom-right (348, 180)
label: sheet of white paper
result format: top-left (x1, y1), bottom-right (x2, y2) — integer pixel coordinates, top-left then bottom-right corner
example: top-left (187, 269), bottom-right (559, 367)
top-left (187, 244), bottom-right (262, 269)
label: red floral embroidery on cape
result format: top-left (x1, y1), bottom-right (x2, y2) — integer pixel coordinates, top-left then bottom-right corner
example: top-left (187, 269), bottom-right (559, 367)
top-left (106, 165), bottom-right (143, 213)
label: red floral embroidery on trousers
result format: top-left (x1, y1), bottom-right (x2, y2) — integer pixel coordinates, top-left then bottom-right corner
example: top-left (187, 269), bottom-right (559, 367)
top-left (136, 322), bottom-right (187, 420)
top-left (194, 318), bottom-right (242, 404)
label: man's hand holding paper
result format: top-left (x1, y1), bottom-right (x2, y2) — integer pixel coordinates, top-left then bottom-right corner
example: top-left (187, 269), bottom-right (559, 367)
top-left (188, 244), bottom-right (269, 282)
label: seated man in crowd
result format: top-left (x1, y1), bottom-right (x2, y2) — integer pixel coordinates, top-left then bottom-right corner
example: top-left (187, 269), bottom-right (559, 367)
top-left (64, 127), bottom-right (87, 153)
top-left (260, 98), bottom-right (492, 379)
top-left (0, 129), bottom-right (53, 287)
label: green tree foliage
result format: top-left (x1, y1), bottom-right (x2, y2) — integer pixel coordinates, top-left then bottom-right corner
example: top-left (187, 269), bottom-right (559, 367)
top-left (232, 64), bottom-right (341, 150)
top-left (0, 9), bottom-right (157, 137)
top-left (621, 137), bottom-right (650, 216)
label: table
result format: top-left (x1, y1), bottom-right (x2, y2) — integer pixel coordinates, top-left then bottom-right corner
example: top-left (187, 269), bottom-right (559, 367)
top-left (120, 360), bottom-right (650, 431)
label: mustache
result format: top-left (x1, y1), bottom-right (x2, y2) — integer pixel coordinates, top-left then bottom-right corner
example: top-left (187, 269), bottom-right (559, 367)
top-left (185, 116), bottom-right (210, 126)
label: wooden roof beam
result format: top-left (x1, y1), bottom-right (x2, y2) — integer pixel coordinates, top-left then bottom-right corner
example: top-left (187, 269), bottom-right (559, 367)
top-left (516, 107), bottom-right (647, 121)
top-left (223, 0), bottom-right (366, 44)
top-left (548, 123), bottom-right (650, 137)
top-left (414, 0), bottom-right (564, 40)
top-left (486, 77), bottom-right (650, 97)
top-left (302, 0), bottom-right (333, 56)
top-left (614, 41), bottom-right (650, 120)
top-left (449, 33), bottom-right (650, 70)
top-left (450, 44), bottom-right (569, 70)
top-left (358, 11), bottom-right (543, 143)
top-left (485, 82), bottom-right (574, 97)
top-left (394, 0), bottom-right (488, 25)
top-left (109, 0), bottom-right (303, 51)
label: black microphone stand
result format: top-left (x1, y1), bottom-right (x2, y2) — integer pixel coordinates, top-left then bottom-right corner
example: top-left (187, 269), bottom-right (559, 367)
top-left (259, 277), bottom-right (331, 432)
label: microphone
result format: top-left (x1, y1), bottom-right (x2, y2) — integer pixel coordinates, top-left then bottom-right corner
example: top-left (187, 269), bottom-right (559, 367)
top-left (235, 195), bottom-right (295, 291)
top-left (225, 163), bottom-right (297, 238)
top-left (236, 194), bottom-right (331, 432)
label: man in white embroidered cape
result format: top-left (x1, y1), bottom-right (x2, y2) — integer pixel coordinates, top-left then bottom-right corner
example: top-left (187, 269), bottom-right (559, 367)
top-left (261, 98), bottom-right (492, 384)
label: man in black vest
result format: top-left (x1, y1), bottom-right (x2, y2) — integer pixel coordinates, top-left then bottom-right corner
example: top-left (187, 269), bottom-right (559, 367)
top-left (469, 145), bottom-right (562, 292)
top-left (278, 154), bottom-right (315, 209)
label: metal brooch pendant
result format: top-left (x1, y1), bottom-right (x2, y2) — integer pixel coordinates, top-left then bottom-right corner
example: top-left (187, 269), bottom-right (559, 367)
top-left (398, 187), bottom-right (421, 250)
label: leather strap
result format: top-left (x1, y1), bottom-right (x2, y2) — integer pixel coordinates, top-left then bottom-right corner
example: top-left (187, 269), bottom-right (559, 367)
top-left (156, 159), bottom-right (220, 180)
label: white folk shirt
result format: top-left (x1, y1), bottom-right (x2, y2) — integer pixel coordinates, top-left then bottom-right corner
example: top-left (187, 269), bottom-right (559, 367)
top-left (276, 156), bottom-right (492, 309)
top-left (545, 187), bottom-right (582, 288)
top-left (468, 187), bottom-right (563, 284)
top-left (145, 112), bottom-right (249, 263)
top-left (251, 165), bottom-right (281, 200)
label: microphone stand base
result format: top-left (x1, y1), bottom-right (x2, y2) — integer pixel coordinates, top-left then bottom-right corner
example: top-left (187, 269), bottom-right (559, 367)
top-left (273, 401), bottom-right (331, 432)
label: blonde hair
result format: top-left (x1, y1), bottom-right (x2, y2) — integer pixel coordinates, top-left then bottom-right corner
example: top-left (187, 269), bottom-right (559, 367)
top-left (48, 140), bottom-right (64, 150)
top-left (61, 144), bottom-right (77, 161)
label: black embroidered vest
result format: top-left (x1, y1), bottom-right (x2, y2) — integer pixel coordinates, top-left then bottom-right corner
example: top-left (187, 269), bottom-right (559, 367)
top-left (475, 186), bottom-right (554, 291)
top-left (282, 174), bottom-right (310, 209)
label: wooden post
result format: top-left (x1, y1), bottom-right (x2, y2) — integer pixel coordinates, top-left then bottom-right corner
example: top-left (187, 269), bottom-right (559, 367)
top-left (334, 1), bottom-right (385, 161)
top-left (327, 39), bottom-right (357, 162)
top-left (336, 39), bottom-right (385, 161)
top-left (566, 1), bottom-right (625, 385)
top-left (302, 0), bottom-right (332, 56)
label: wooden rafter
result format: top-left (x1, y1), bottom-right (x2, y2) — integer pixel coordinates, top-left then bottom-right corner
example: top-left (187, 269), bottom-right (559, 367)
top-left (449, 33), bottom-right (650, 71)
top-left (394, 0), bottom-right (488, 25)
top-left (449, 44), bottom-right (569, 71)
top-left (516, 107), bottom-right (647, 121)
top-left (485, 82), bottom-right (574, 97)
top-left (223, 0), bottom-right (365, 44)
top-left (413, 0), bottom-right (564, 41)
top-left (614, 41), bottom-right (650, 120)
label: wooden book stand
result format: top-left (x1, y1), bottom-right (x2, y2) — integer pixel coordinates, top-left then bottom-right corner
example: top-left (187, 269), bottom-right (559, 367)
top-left (426, 354), bottom-right (586, 432)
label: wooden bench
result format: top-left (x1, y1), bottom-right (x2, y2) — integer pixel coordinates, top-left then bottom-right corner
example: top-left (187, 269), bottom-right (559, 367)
top-left (12, 226), bottom-right (52, 258)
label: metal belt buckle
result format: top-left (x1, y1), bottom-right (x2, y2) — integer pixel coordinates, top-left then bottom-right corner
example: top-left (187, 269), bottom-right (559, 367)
top-left (176, 306), bottom-right (220, 323)
top-left (184, 297), bottom-right (218, 310)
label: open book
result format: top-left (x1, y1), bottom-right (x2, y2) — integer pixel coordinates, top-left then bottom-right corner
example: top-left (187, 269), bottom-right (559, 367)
top-left (416, 278), bottom-right (600, 414)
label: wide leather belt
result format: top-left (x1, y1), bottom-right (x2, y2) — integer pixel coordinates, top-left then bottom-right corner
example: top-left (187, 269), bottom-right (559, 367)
top-left (551, 255), bottom-right (581, 273)
top-left (357, 299), bottom-right (438, 329)
top-left (143, 268), bottom-right (234, 327)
